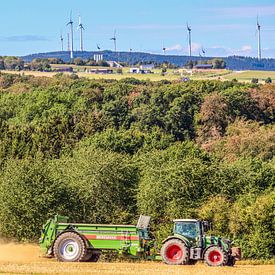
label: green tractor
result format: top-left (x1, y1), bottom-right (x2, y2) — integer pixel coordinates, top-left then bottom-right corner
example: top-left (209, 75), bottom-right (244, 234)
top-left (160, 219), bottom-right (240, 266)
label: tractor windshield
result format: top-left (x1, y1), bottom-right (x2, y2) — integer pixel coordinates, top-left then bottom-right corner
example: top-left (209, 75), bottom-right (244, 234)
top-left (174, 222), bottom-right (198, 239)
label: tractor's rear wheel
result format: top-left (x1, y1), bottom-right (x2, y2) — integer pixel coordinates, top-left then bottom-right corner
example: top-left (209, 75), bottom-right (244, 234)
top-left (204, 246), bottom-right (228, 267)
top-left (161, 239), bottom-right (189, 265)
top-left (53, 231), bottom-right (87, 262)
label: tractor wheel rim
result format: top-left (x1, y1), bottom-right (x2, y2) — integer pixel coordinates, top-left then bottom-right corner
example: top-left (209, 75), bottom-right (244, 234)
top-left (60, 239), bottom-right (79, 260)
top-left (166, 245), bottom-right (183, 262)
top-left (208, 250), bottom-right (223, 264)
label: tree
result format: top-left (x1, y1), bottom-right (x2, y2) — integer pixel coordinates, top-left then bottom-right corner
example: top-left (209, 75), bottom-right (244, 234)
top-left (3, 56), bottom-right (24, 70)
top-left (30, 58), bottom-right (51, 71)
top-left (0, 157), bottom-right (76, 240)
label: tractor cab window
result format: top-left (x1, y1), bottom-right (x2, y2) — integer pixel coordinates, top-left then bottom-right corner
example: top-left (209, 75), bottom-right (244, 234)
top-left (174, 222), bottom-right (198, 239)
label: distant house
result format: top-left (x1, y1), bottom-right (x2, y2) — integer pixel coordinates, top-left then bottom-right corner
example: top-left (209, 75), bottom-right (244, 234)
top-left (194, 64), bottom-right (213, 70)
top-left (89, 68), bottom-right (113, 74)
top-left (54, 66), bottom-right (73, 72)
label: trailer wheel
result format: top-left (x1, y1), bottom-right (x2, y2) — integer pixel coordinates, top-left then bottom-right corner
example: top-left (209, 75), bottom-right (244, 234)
top-left (204, 246), bottom-right (228, 267)
top-left (53, 231), bottom-right (87, 262)
top-left (161, 239), bottom-right (189, 265)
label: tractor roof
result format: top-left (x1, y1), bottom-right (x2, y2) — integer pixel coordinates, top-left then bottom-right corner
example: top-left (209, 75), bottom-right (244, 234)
top-left (173, 219), bottom-right (198, 222)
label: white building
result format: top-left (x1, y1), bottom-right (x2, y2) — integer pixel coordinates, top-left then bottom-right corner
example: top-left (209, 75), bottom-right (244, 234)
top-left (94, 54), bottom-right (103, 62)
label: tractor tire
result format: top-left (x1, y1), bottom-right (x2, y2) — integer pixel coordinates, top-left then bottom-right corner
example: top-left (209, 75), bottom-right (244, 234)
top-left (53, 231), bottom-right (87, 262)
top-left (161, 239), bottom-right (189, 265)
top-left (204, 246), bottom-right (228, 267)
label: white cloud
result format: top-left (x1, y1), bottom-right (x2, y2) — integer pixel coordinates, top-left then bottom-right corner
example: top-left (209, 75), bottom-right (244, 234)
top-left (166, 42), bottom-right (202, 55)
top-left (166, 44), bottom-right (183, 51)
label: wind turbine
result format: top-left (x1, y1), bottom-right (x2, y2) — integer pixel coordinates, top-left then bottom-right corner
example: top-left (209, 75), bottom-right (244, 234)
top-left (129, 48), bottom-right (132, 65)
top-left (163, 46), bottom-right (167, 55)
top-left (110, 30), bottom-right (118, 61)
top-left (60, 32), bottom-right (64, 51)
top-left (110, 30), bottom-right (117, 52)
top-left (78, 16), bottom-right (85, 52)
top-left (202, 47), bottom-right (206, 57)
top-left (257, 16), bottom-right (262, 61)
top-left (187, 23), bottom-right (192, 57)
top-left (67, 11), bottom-right (74, 59)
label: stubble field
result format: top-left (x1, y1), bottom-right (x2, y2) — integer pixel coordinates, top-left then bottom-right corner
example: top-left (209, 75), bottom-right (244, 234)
top-left (0, 243), bottom-right (274, 275)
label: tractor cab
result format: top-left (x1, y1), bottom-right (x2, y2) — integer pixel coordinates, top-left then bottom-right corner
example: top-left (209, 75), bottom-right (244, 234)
top-left (173, 219), bottom-right (207, 246)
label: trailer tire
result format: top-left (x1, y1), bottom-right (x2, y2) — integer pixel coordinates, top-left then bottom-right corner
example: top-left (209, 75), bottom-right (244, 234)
top-left (53, 231), bottom-right (87, 262)
top-left (161, 239), bottom-right (189, 265)
top-left (204, 246), bottom-right (228, 267)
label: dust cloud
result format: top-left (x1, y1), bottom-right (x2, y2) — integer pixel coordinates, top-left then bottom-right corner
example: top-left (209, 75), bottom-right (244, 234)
top-left (0, 241), bottom-right (42, 263)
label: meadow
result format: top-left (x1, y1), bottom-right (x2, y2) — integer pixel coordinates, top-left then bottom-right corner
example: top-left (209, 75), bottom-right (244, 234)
top-left (2, 67), bottom-right (275, 83)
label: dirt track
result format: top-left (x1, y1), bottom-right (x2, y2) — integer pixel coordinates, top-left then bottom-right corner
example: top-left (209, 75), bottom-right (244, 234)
top-left (0, 243), bottom-right (274, 275)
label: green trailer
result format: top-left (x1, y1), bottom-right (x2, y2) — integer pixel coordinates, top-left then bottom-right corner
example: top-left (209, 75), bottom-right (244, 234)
top-left (40, 215), bottom-right (157, 262)
top-left (40, 215), bottom-right (241, 266)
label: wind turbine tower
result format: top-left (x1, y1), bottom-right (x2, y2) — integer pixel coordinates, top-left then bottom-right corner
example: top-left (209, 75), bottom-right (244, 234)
top-left (67, 33), bottom-right (70, 52)
top-left (78, 16), bottom-right (85, 52)
top-left (60, 33), bottom-right (64, 51)
top-left (67, 12), bottom-right (74, 59)
top-left (187, 23), bottom-right (192, 57)
top-left (257, 17), bottom-right (262, 61)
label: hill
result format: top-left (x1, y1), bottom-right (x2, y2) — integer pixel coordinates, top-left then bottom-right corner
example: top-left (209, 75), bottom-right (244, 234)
top-left (22, 50), bottom-right (275, 71)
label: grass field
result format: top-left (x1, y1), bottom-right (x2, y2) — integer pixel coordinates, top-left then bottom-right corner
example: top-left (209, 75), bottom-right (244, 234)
top-left (0, 243), bottom-right (274, 275)
top-left (223, 70), bottom-right (275, 82)
top-left (2, 69), bottom-right (275, 83)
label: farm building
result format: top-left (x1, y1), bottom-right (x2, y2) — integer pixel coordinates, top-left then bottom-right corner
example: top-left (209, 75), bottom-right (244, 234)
top-left (194, 64), bottom-right (213, 69)
top-left (129, 68), bottom-right (152, 74)
top-left (54, 66), bottom-right (74, 72)
top-left (89, 69), bottom-right (113, 74)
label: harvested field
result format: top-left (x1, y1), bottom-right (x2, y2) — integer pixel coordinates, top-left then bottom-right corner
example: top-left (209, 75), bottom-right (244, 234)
top-left (0, 243), bottom-right (274, 275)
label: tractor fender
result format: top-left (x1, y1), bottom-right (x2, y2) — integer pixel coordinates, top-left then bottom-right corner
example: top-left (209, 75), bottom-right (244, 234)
top-left (162, 236), bottom-right (189, 247)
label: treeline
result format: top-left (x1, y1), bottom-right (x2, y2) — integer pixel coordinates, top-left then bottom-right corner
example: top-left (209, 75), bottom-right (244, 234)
top-left (22, 50), bottom-right (275, 70)
top-left (0, 73), bottom-right (274, 259)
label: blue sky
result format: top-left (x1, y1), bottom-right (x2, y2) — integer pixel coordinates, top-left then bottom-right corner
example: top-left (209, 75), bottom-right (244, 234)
top-left (1, 0), bottom-right (275, 57)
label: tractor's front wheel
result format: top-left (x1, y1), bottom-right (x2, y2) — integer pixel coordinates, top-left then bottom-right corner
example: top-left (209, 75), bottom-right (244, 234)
top-left (161, 239), bottom-right (189, 265)
top-left (53, 231), bottom-right (87, 262)
top-left (204, 246), bottom-right (228, 267)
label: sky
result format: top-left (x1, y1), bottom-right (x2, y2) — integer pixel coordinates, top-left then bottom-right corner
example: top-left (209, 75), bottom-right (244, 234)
top-left (0, 0), bottom-right (275, 58)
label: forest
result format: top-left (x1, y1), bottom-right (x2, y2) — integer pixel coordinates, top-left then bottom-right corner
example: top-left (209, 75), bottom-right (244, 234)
top-left (0, 72), bottom-right (274, 259)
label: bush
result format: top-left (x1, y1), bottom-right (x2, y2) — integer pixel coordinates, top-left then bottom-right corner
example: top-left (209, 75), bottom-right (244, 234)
top-left (53, 146), bottom-right (139, 224)
top-left (0, 157), bottom-right (76, 241)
